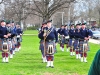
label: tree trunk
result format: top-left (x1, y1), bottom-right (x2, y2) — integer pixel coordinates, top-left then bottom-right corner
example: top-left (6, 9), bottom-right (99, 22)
top-left (99, 10), bottom-right (100, 27)
top-left (43, 15), bottom-right (50, 21)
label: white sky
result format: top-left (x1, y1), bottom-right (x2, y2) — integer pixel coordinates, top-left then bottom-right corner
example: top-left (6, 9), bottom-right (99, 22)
top-left (74, 0), bottom-right (88, 16)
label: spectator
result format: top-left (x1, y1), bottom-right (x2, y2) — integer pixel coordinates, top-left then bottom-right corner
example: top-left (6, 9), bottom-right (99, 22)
top-left (88, 49), bottom-right (100, 75)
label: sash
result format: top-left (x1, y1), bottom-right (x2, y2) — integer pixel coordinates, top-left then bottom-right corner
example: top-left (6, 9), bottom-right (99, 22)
top-left (45, 27), bottom-right (54, 39)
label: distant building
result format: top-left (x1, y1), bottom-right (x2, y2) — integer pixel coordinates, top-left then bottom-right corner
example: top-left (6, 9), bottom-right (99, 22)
top-left (87, 18), bottom-right (97, 27)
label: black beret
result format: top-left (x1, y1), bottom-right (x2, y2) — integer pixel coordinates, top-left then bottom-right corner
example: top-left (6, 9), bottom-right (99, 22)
top-left (42, 20), bottom-right (47, 25)
top-left (12, 21), bottom-right (14, 23)
top-left (81, 23), bottom-right (86, 25)
top-left (1, 20), bottom-right (6, 23)
top-left (46, 20), bottom-right (52, 23)
top-left (61, 25), bottom-right (64, 27)
top-left (70, 24), bottom-right (74, 26)
top-left (6, 22), bottom-right (10, 24)
top-left (76, 23), bottom-right (81, 26)
top-left (64, 25), bottom-right (67, 27)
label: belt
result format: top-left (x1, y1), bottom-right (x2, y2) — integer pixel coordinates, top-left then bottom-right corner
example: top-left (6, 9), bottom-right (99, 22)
top-left (45, 39), bottom-right (54, 42)
top-left (8, 38), bottom-right (12, 41)
top-left (79, 39), bottom-right (84, 41)
top-left (75, 38), bottom-right (80, 40)
top-left (79, 39), bottom-right (86, 42)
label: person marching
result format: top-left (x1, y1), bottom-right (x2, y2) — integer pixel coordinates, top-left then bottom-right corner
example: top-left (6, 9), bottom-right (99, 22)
top-left (79, 23), bottom-right (92, 62)
top-left (11, 21), bottom-right (17, 55)
top-left (57, 25), bottom-right (64, 51)
top-left (16, 25), bottom-right (22, 51)
top-left (0, 20), bottom-right (10, 63)
top-left (38, 21), bottom-right (47, 63)
top-left (6, 22), bottom-right (14, 58)
top-left (74, 23), bottom-right (81, 59)
top-left (62, 25), bottom-right (69, 52)
top-left (68, 24), bottom-right (75, 56)
top-left (43, 20), bottom-right (58, 68)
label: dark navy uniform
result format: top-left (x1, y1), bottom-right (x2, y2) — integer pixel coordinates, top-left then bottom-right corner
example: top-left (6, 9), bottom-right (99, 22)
top-left (57, 25), bottom-right (64, 51)
top-left (45, 26), bottom-right (58, 68)
top-left (6, 23), bottom-right (13, 59)
top-left (6, 22), bottom-right (17, 58)
top-left (74, 23), bottom-right (81, 59)
top-left (62, 25), bottom-right (69, 52)
top-left (68, 24), bottom-right (75, 56)
top-left (42, 20), bottom-right (58, 68)
top-left (79, 23), bottom-right (93, 62)
top-left (11, 25), bottom-right (17, 55)
top-left (16, 25), bottom-right (22, 51)
top-left (0, 20), bottom-right (9, 63)
top-left (38, 21), bottom-right (47, 63)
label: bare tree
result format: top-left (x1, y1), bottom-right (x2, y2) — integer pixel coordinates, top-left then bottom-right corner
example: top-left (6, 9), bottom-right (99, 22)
top-left (0, 0), bottom-right (3, 4)
top-left (95, 0), bottom-right (100, 27)
top-left (30, 0), bottom-right (75, 21)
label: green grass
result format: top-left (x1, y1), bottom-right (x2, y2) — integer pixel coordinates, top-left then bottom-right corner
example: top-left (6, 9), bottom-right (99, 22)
top-left (23, 30), bottom-right (38, 34)
top-left (0, 30), bottom-right (99, 75)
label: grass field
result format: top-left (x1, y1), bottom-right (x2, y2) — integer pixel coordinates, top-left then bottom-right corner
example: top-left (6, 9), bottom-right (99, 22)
top-left (0, 30), bottom-right (99, 75)
top-left (23, 30), bottom-right (38, 34)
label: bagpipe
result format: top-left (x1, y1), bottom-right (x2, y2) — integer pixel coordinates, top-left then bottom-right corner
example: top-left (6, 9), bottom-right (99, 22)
top-left (43, 27), bottom-right (55, 55)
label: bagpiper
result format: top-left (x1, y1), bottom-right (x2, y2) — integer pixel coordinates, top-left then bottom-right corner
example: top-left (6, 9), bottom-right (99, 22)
top-left (0, 20), bottom-right (10, 63)
top-left (16, 25), bottom-right (22, 51)
top-left (43, 20), bottom-right (58, 68)
top-left (74, 23), bottom-right (81, 59)
top-left (10, 21), bottom-right (17, 55)
top-left (57, 25), bottom-right (64, 51)
top-left (79, 23), bottom-right (93, 62)
top-left (62, 25), bottom-right (69, 52)
top-left (38, 21), bottom-right (47, 63)
top-left (68, 24), bottom-right (75, 56)
top-left (6, 22), bottom-right (14, 58)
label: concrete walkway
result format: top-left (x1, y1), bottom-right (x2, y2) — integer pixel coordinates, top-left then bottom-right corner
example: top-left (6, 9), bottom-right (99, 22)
top-left (23, 34), bottom-right (100, 44)
top-left (89, 39), bottom-right (100, 44)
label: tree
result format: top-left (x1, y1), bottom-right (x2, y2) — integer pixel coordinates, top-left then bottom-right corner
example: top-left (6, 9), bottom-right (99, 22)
top-left (31, 0), bottom-right (75, 21)
top-left (96, 0), bottom-right (100, 27)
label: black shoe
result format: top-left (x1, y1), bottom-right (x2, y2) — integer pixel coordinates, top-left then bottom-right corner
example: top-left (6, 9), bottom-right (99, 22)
top-left (51, 66), bottom-right (54, 68)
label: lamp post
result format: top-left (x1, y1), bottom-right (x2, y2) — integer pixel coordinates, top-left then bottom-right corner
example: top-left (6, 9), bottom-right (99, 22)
top-left (52, 12), bottom-right (64, 25)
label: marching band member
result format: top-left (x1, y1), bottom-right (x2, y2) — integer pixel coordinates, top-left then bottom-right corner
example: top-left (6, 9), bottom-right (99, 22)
top-left (38, 21), bottom-right (47, 63)
top-left (16, 25), bottom-right (22, 51)
top-left (57, 25), bottom-right (64, 51)
top-left (74, 23), bottom-right (81, 59)
top-left (68, 24), bottom-right (75, 56)
top-left (79, 23), bottom-right (92, 62)
top-left (6, 22), bottom-right (13, 58)
top-left (11, 21), bottom-right (17, 55)
top-left (62, 25), bottom-right (69, 52)
top-left (43, 20), bottom-right (58, 68)
top-left (0, 20), bottom-right (10, 63)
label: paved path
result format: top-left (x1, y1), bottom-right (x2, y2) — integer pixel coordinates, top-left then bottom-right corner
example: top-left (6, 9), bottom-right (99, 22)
top-left (89, 39), bottom-right (100, 44)
top-left (23, 34), bottom-right (100, 44)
